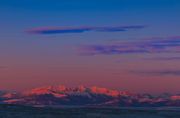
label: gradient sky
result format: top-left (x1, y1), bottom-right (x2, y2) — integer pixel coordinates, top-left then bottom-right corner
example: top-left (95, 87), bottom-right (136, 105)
top-left (0, 0), bottom-right (180, 94)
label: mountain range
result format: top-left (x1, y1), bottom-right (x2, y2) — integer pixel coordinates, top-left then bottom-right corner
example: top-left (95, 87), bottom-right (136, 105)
top-left (0, 85), bottom-right (180, 107)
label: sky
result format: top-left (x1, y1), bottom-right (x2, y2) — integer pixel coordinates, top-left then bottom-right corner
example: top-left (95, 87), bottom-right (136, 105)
top-left (0, 0), bottom-right (180, 94)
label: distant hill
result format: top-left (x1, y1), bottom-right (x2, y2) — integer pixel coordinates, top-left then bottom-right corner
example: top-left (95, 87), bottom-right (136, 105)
top-left (1, 85), bottom-right (180, 107)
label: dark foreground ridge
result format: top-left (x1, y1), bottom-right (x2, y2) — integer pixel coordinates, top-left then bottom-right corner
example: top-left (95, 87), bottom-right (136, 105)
top-left (0, 104), bottom-right (180, 118)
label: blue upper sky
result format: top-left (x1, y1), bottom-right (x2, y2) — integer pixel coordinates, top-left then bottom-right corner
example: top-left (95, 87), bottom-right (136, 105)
top-left (0, 0), bottom-right (179, 38)
top-left (0, 0), bottom-right (179, 11)
top-left (0, 0), bottom-right (180, 93)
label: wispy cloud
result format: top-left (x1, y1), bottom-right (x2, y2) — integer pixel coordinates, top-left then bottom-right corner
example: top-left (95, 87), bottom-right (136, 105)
top-left (79, 36), bottom-right (180, 55)
top-left (146, 57), bottom-right (180, 61)
top-left (26, 25), bottom-right (145, 34)
top-left (0, 66), bottom-right (7, 69)
top-left (130, 70), bottom-right (180, 76)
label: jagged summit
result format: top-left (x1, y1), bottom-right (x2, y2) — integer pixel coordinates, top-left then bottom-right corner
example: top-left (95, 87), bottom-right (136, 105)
top-left (24, 85), bottom-right (67, 95)
top-left (22, 85), bottom-right (130, 97)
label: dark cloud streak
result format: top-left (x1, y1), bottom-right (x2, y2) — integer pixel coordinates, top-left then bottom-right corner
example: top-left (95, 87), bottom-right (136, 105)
top-left (27, 25), bottom-right (145, 34)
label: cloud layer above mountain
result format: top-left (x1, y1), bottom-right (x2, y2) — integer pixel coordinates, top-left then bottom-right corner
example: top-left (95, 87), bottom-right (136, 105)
top-left (79, 36), bottom-right (180, 55)
top-left (131, 70), bottom-right (180, 76)
top-left (26, 25), bottom-right (145, 34)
